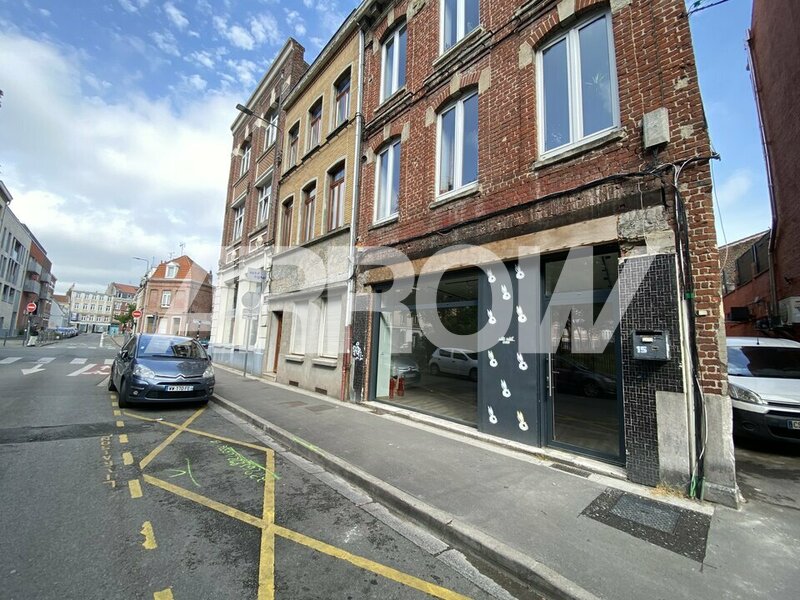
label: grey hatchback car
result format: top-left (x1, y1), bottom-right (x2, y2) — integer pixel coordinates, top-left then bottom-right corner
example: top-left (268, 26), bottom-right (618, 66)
top-left (109, 333), bottom-right (215, 408)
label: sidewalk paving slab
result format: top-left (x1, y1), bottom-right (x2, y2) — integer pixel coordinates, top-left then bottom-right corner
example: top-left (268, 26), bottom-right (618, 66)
top-left (213, 368), bottom-right (800, 600)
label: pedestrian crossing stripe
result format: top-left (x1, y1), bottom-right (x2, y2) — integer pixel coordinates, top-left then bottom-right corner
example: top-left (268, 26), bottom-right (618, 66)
top-left (37, 357), bottom-right (56, 364)
top-left (70, 358), bottom-right (87, 365)
top-left (104, 359), bottom-right (114, 365)
top-left (0, 357), bottom-right (21, 364)
top-left (68, 364), bottom-right (96, 377)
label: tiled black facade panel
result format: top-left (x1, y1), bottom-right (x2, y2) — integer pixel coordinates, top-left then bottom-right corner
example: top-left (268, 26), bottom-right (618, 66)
top-left (619, 254), bottom-right (684, 486)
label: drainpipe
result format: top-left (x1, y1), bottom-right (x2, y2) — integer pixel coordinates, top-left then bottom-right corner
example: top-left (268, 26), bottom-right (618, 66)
top-left (747, 31), bottom-right (780, 319)
top-left (341, 26), bottom-right (366, 402)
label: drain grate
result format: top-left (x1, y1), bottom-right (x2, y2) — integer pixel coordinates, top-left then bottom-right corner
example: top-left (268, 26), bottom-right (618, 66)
top-left (549, 462), bottom-right (592, 478)
top-left (582, 488), bottom-right (711, 562)
top-left (610, 493), bottom-right (679, 533)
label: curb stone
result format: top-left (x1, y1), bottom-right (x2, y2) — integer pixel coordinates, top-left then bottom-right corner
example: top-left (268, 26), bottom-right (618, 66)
top-left (212, 393), bottom-right (602, 600)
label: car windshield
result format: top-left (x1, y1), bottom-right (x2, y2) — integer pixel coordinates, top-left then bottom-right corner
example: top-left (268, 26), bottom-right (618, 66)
top-left (728, 346), bottom-right (800, 378)
top-left (138, 336), bottom-right (207, 359)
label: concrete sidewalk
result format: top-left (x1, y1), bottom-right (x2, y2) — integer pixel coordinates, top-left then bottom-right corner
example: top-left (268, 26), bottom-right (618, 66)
top-left (212, 368), bottom-right (799, 600)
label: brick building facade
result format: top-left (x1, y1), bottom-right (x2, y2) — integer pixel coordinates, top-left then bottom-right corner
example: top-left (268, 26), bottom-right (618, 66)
top-left (136, 255), bottom-right (212, 337)
top-left (211, 39), bottom-right (308, 373)
top-left (348, 0), bottom-right (736, 505)
top-left (748, 0), bottom-right (800, 338)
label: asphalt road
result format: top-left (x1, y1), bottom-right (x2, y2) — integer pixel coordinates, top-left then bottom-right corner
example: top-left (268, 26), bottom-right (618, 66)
top-left (0, 334), bottom-right (520, 600)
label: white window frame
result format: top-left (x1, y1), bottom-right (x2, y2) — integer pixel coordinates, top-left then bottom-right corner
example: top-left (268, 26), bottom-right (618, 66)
top-left (333, 71), bottom-right (351, 128)
top-left (380, 23), bottom-right (407, 103)
top-left (256, 177), bottom-right (272, 225)
top-left (264, 111), bottom-right (278, 149)
top-left (373, 140), bottom-right (401, 223)
top-left (439, 0), bottom-right (480, 54)
top-left (240, 143), bottom-right (251, 176)
top-left (231, 204), bottom-right (245, 241)
top-left (435, 91), bottom-right (479, 200)
top-left (318, 294), bottom-right (342, 357)
top-left (308, 100), bottom-right (322, 150)
top-left (536, 11), bottom-right (619, 158)
top-left (165, 263), bottom-right (178, 278)
top-left (289, 300), bottom-right (308, 355)
top-left (161, 290), bottom-right (172, 308)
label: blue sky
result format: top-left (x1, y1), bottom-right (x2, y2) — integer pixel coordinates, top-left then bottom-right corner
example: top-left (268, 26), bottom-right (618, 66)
top-left (0, 0), bottom-right (769, 292)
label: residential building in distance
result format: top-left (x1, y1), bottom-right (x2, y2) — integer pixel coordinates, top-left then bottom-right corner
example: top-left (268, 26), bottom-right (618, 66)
top-left (107, 282), bottom-right (138, 316)
top-left (721, 230), bottom-right (772, 336)
top-left (211, 39), bottom-right (308, 373)
top-left (135, 255), bottom-right (213, 337)
top-left (50, 293), bottom-right (71, 329)
top-left (348, 0), bottom-right (736, 505)
top-left (0, 180), bottom-right (30, 336)
top-left (66, 285), bottom-right (115, 333)
top-left (264, 16), bottom-right (360, 397)
top-left (16, 228), bottom-right (55, 332)
top-left (748, 0), bottom-right (800, 339)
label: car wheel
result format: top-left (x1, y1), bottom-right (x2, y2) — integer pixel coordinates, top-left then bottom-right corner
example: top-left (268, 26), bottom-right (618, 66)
top-left (582, 380), bottom-right (601, 398)
top-left (118, 378), bottom-right (131, 408)
top-left (430, 364), bottom-right (440, 376)
top-left (107, 372), bottom-right (117, 392)
top-left (469, 368), bottom-right (478, 382)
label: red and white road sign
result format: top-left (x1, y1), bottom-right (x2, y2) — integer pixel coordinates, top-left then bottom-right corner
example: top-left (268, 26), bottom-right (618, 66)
top-left (132, 309), bottom-right (143, 318)
top-left (26, 302), bottom-right (37, 313)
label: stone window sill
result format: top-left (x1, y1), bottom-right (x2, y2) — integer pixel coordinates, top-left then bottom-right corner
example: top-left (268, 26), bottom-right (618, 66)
top-left (312, 357), bottom-right (338, 368)
top-left (369, 215), bottom-right (399, 231)
top-left (430, 183), bottom-right (480, 208)
top-left (285, 354), bottom-right (304, 364)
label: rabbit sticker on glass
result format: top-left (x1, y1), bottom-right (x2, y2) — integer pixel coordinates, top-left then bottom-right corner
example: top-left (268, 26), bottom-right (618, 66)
top-left (514, 264), bottom-right (525, 279)
top-left (516, 410), bottom-right (529, 431)
top-left (500, 379), bottom-right (511, 398)
top-left (500, 284), bottom-right (511, 301)
top-left (487, 309), bottom-right (497, 325)
top-left (516, 305), bottom-right (527, 323)
top-left (488, 405), bottom-right (498, 424)
top-left (516, 352), bottom-right (528, 371)
top-left (488, 350), bottom-right (498, 368)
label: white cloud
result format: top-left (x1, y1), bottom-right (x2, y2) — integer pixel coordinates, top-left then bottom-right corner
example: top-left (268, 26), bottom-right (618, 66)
top-left (0, 33), bottom-right (232, 291)
top-left (39, 8), bottom-right (51, 17)
top-left (213, 16), bottom-right (255, 50)
top-left (250, 14), bottom-right (280, 46)
top-left (302, 0), bottom-right (313, 7)
top-left (118, 0), bottom-right (150, 13)
top-left (225, 58), bottom-right (258, 87)
top-left (716, 169), bottom-right (753, 207)
top-left (183, 73), bottom-right (207, 91)
top-left (150, 30), bottom-right (180, 56)
top-left (189, 50), bottom-right (214, 68)
top-left (163, 1), bottom-right (189, 30)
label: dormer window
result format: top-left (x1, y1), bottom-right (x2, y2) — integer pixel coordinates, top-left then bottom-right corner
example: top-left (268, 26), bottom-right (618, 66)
top-left (166, 263), bottom-right (179, 278)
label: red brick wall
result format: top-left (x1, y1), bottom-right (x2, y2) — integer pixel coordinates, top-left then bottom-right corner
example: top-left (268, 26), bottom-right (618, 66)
top-left (723, 271), bottom-right (771, 337)
top-left (356, 0), bottom-right (724, 393)
top-left (750, 0), bottom-right (800, 305)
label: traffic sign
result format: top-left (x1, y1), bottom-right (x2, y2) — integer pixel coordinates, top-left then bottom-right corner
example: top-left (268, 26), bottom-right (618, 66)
top-left (132, 309), bottom-right (143, 318)
top-left (26, 302), bottom-right (37, 313)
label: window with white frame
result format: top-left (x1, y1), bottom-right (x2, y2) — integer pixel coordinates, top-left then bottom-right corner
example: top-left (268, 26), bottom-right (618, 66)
top-left (334, 71), bottom-right (351, 127)
top-left (265, 110), bottom-right (278, 149)
top-left (327, 163), bottom-right (346, 232)
top-left (381, 24), bottom-right (407, 102)
top-left (437, 91), bottom-right (478, 197)
top-left (308, 100), bottom-right (322, 149)
top-left (232, 204), bottom-right (245, 241)
top-left (319, 294), bottom-right (342, 357)
top-left (161, 290), bottom-right (172, 307)
top-left (441, 0), bottom-right (480, 53)
top-left (374, 140), bottom-right (401, 222)
top-left (301, 183), bottom-right (316, 243)
top-left (290, 300), bottom-right (308, 354)
top-left (240, 142), bottom-right (251, 176)
top-left (257, 178), bottom-right (272, 224)
top-left (281, 197), bottom-right (294, 247)
top-left (538, 11), bottom-right (618, 155)
top-left (166, 263), bottom-right (178, 278)
top-left (287, 123), bottom-right (299, 168)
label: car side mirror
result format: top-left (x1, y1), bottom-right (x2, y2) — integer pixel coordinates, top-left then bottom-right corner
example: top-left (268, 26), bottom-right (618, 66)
top-left (120, 350), bottom-right (129, 360)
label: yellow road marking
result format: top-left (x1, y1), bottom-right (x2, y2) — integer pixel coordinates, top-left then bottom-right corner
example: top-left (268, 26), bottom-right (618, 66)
top-left (153, 588), bottom-right (173, 600)
top-left (116, 421), bottom-right (124, 428)
top-left (273, 526), bottom-right (471, 600)
top-left (128, 479), bottom-right (143, 499)
top-left (124, 411), bottom-right (269, 452)
top-left (123, 452), bottom-right (134, 466)
top-left (119, 434), bottom-right (129, 444)
top-left (113, 410), bottom-right (121, 417)
top-left (258, 450), bottom-right (276, 600)
top-left (143, 475), bottom-right (263, 528)
top-left (139, 408), bottom-right (205, 469)
top-left (141, 521), bottom-right (157, 550)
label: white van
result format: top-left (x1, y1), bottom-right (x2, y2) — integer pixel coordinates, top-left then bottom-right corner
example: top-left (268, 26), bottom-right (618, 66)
top-left (727, 336), bottom-right (800, 444)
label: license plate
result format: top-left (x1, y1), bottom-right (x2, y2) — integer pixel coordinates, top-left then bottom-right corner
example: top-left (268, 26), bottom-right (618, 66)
top-left (166, 385), bottom-right (193, 392)
top-left (789, 420), bottom-right (800, 430)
